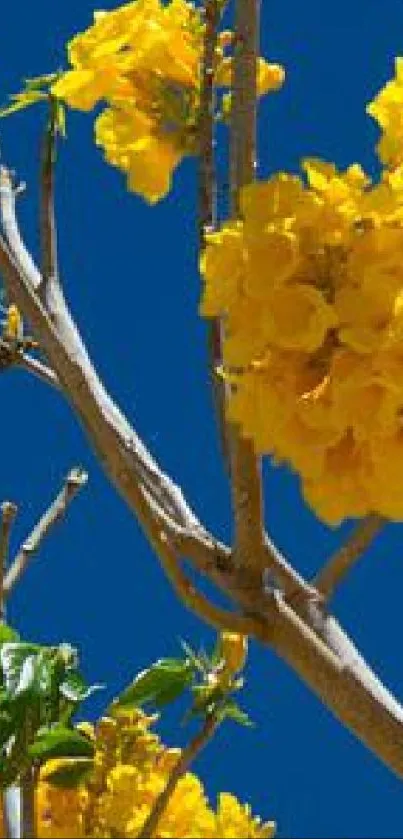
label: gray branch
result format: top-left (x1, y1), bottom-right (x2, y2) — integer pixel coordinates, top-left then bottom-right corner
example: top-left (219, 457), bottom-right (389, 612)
top-left (4, 468), bottom-right (88, 596)
top-left (1, 166), bottom-right (403, 778)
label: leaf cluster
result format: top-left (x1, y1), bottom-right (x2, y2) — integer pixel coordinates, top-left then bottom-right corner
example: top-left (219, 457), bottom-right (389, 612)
top-left (109, 639), bottom-right (253, 729)
top-left (0, 625), bottom-right (101, 788)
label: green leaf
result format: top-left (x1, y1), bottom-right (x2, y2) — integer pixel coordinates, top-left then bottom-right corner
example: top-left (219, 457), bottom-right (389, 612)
top-left (0, 643), bottom-right (41, 696)
top-left (218, 699), bottom-right (254, 728)
top-left (0, 90), bottom-right (47, 118)
top-left (41, 757), bottom-right (94, 788)
top-left (60, 671), bottom-right (103, 703)
top-left (179, 640), bottom-right (206, 675)
top-left (23, 72), bottom-right (59, 91)
top-left (28, 724), bottom-right (95, 761)
top-left (0, 625), bottom-right (20, 647)
top-left (112, 658), bottom-right (193, 711)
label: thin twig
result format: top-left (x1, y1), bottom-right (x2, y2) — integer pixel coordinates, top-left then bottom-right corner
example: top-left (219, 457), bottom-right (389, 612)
top-left (199, 0), bottom-right (228, 462)
top-left (20, 768), bottom-right (37, 839)
top-left (230, 0), bottom-right (260, 211)
top-left (227, 0), bottom-right (265, 571)
top-left (0, 502), bottom-right (18, 620)
top-left (313, 514), bottom-right (385, 601)
top-left (15, 352), bottom-right (59, 389)
top-left (39, 98), bottom-right (59, 296)
top-left (137, 713), bottom-right (219, 838)
top-left (3, 468), bottom-right (88, 596)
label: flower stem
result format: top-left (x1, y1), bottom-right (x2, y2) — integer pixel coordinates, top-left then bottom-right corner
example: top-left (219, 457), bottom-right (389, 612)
top-left (137, 713), bottom-right (219, 838)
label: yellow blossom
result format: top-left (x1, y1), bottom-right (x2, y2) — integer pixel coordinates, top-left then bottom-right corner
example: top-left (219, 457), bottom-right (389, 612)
top-left (3, 304), bottom-right (23, 340)
top-left (214, 793), bottom-right (276, 839)
top-left (49, 0), bottom-right (284, 202)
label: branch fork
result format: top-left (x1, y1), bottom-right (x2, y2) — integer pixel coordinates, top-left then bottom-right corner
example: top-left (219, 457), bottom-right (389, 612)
top-left (0, 32), bottom-right (401, 781)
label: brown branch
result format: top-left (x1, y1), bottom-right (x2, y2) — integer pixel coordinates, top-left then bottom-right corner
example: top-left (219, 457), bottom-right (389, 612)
top-left (313, 514), bottom-right (385, 600)
top-left (0, 168), bottom-right (312, 606)
top-left (0, 502), bottom-right (18, 620)
top-left (230, 0), bottom-right (260, 211)
top-left (268, 591), bottom-right (403, 778)
top-left (137, 713), bottom-right (219, 839)
top-left (15, 352), bottom-right (59, 389)
top-left (199, 0), bottom-right (218, 242)
top-left (199, 0), bottom-right (228, 463)
top-left (39, 98), bottom-right (59, 296)
top-left (21, 767), bottom-right (37, 839)
top-left (3, 168), bottom-right (403, 780)
top-left (0, 336), bottom-right (57, 389)
top-left (156, 529), bottom-right (267, 635)
top-left (3, 468), bottom-right (88, 596)
top-left (227, 0), bottom-right (265, 572)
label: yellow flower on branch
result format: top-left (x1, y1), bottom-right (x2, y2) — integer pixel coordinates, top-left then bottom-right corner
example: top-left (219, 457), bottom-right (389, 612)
top-left (199, 124), bottom-right (403, 523)
top-left (46, 0), bottom-right (285, 202)
top-left (0, 710), bottom-right (275, 838)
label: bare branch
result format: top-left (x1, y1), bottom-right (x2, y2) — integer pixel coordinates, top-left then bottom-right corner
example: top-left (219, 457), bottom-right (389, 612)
top-left (157, 530), bottom-right (267, 635)
top-left (198, 0), bottom-right (218, 242)
top-left (230, 0), bottom-right (260, 208)
top-left (268, 591), bottom-right (403, 778)
top-left (39, 100), bottom-right (59, 296)
top-left (313, 514), bottom-right (385, 600)
top-left (0, 332), bottom-right (59, 388)
top-left (227, 0), bottom-right (265, 572)
top-left (20, 768), bottom-right (37, 839)
top-left (138, 713), bottom-right (219, 839)
top-left (4, 468), bottom-right (88, 596)
top-left (0, 172), bottom-right (41, 290)
top-left (15, 352), bottom-right (59, 389)
top-left (199, 0), bottom-right (228, 463)
top-left (0, 502), bottom-right (18, 619)
top-left (0, 168), bottom-right (311, 605)
top-left (3, 167), bottom-right (403, 780)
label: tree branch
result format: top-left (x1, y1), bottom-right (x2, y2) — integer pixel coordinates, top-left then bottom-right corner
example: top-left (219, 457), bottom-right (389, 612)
top-left (0, 167), bottom-right (312, 609)
top-left (3, 468), bottom-right (88, 596)
top-left (227, 0), bottom-right (265, 573)
top-left (39, 99), bottom-right (59, 297)
top-left (2, 167), bottom-right (403, 780)
top-left (199, 0), bottom-right (228, 464)
top-left (20, 768), bottom-right (36, 839)
top-left (15, 352), bottom-right (59, 389)
top-left (137, 712), bottom-right (219, 839)
top-left (0, 502), bottom-right (18, 620)
top-left (156, 530), bottom-right (268, 635)
top-left (313, 514), bottom-right (385, 600)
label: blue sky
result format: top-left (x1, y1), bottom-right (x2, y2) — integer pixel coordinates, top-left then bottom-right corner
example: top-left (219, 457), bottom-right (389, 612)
top-left (1, 1), bottom-right (403, 836)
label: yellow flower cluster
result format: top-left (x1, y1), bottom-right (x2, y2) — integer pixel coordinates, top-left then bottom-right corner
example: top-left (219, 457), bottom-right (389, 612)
top-left (0, 710), bottom-right (275, 838)
top-left (51, 0), bottom-right (284, 202)
top-left (200, 62), bottom-right (403, 524)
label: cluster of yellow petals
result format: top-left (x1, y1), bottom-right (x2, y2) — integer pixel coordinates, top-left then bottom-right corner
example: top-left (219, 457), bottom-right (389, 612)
top-left (200, 76), bottom-right (403, 524)
top-left (51, 0), bottom-right (284, 203)
top-left (0, 710), bottom-right (275, 838)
